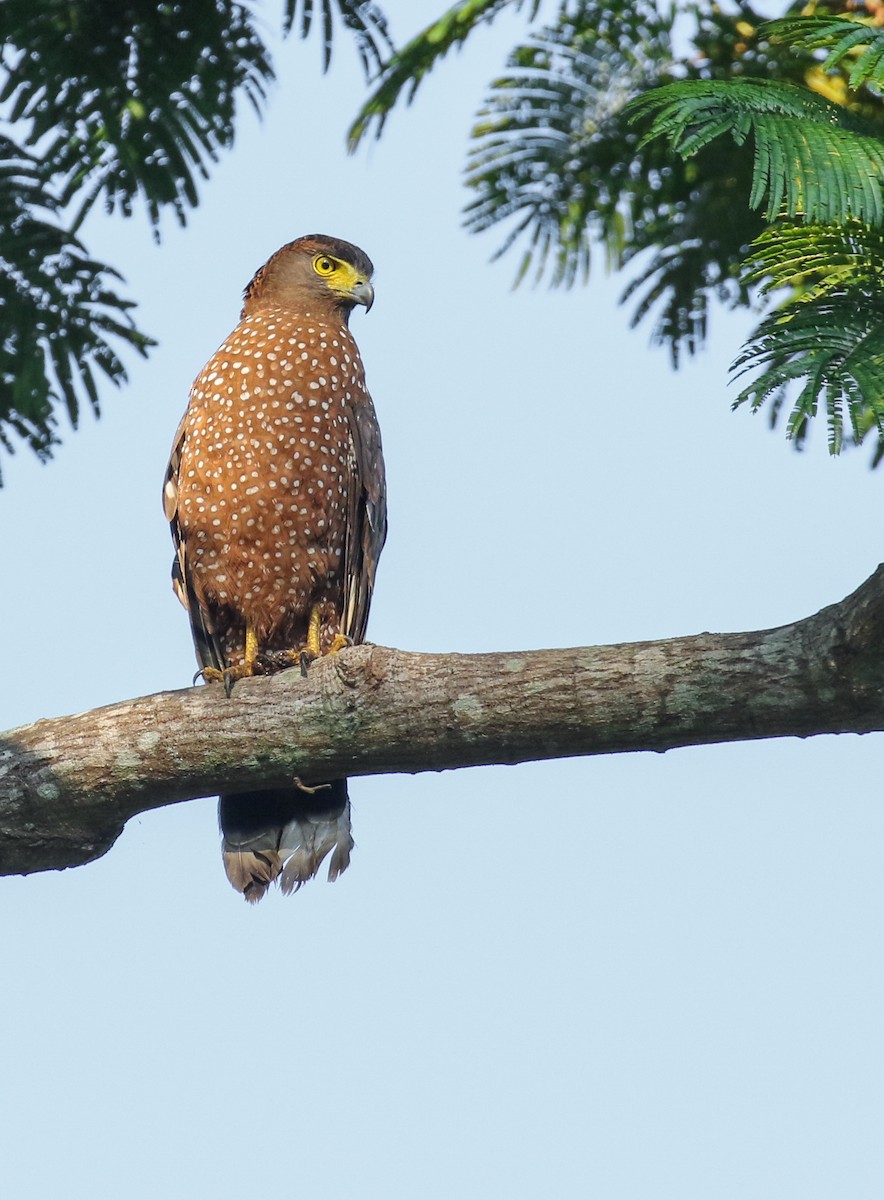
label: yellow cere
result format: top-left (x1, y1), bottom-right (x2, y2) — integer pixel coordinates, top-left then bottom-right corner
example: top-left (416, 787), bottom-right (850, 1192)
top-left (312, 254), bottom-right (365, 296)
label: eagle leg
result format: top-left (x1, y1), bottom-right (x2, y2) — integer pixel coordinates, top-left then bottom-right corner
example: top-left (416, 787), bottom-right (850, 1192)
top-left (296, 603), bottom-right (323, 676)
top-left (202, 622), bottom-right (260, 696)
top-left (258, 604), bottom-right (351, 678)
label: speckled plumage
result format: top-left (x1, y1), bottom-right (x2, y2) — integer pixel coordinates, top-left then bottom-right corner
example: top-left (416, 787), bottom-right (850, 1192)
top-left (173, 307), bottom-right (365, 658)
top-left (164, 235), bottom-right (386, 901)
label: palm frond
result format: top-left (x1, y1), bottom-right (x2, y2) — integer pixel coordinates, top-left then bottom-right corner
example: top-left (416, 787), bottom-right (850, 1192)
top-left (745, 219), bottom-right (884, 300)
top-left (462, 0), bottom-right (779, 358)
top-left (283, 1), bottom-right (393, 75)
top-left (732, 298), bottom-right (884, 455)
top-left (629, 78), bottom-right (884, 224)
top-left (0, 137), bottom-right (153, 478)
top-left (0, 0), bottom-right (275, 228)
top-left (621, 233), bottom-right (754, 367)
top-left (348, 0), bottom-right (540, 147)
top-left (763, 14), bottom-right (884, 94)
top-left (464, 0), bottom-right (676, 275)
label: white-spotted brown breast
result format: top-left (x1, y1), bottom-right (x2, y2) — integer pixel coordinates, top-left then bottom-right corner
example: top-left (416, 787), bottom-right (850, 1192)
top-left (175, 306), bottom-right (367, 650)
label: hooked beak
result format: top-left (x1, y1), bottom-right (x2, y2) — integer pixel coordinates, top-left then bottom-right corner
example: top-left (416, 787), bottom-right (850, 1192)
top-left (349, 279), bottom-right (374, 312)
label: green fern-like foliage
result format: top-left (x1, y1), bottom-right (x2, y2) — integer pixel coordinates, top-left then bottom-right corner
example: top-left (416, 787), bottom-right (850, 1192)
top-left (1, 1), bottom-right (392, 229)
top-left (284, 0), bottom-right (392, 75)
top-left (746, 219), bottom-right (884, 300)
top-left (462, 1), bottom-right (822, 359)
top-left (0, 0), bottom-right (275, 228)
top-left (631, 14), bottom-right (884, 459)
top-left (0, 137), bottom-right (153, 480)
top-left (354, 0), bottom-right (884, 426)
top-left (465, 0), bottom-right (676, 289)
top-left (733, 298), bottom-right (884, 455)
top-left (629, 77), bottom-right (884, 225)
top-left (349, 0), bottom-right (540, 146)
top-left (764, 13), bottom-right (884, 92)
top-left (734, 221), bottom-right (884, 455)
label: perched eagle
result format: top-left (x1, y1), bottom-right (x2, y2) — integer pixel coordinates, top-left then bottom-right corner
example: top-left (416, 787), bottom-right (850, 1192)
top-left (163, 235), bottom-right (386, 901)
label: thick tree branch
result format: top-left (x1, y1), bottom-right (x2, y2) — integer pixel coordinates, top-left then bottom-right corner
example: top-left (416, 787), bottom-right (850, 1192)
top-left (3, 565), bottom-right (884, 877)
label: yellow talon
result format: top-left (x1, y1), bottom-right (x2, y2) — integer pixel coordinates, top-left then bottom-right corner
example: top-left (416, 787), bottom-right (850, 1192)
top-left (253, 610), bottom-right (348, 677)
top-left (199, 622), bottom-right (260, 695)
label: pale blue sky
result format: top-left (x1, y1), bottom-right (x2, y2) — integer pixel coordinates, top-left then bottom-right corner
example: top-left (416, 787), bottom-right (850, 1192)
top-left (2, 4), bottom-right (883, 1197)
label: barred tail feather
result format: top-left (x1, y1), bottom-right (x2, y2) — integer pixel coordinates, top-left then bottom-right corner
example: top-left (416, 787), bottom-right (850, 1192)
top-left (219, 782), bottom-right (353, 903)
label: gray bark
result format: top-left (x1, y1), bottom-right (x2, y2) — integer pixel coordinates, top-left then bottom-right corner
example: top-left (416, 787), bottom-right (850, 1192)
top-left (2, 565), bottom-right (883, 876)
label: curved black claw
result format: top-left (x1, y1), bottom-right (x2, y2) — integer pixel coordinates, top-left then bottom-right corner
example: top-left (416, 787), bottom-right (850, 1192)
top-left (194, 663), bottom-right (256, 696)
top-left (194, 665), bottom-right (224, 687)
top-left (256, 646), bottom-right (318, 676)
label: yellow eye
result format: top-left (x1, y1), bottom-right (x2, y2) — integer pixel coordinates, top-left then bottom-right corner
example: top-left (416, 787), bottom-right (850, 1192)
top-left (314, 255), bottom-right (336, 276)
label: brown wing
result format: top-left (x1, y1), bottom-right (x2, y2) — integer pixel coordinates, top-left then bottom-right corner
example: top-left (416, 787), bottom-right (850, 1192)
top-left (162, 412), bottom-right (226, 675)
top-left (342, 392), bottom-right (387, 645)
